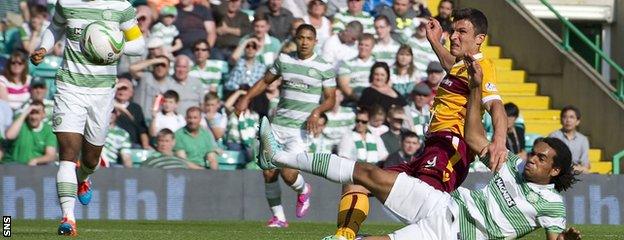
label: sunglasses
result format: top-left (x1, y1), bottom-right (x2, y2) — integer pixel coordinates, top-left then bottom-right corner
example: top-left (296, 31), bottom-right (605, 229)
top-left (10, 61), bottom-right (24, 65)
top-left (155, 63), bottom-right (167, 68)
top-left (245, 44), bottom-right (257, 50)
top-left (356, 119), bottom-right (368, 124)
top-left (194, 48), bottom-right (209, 52)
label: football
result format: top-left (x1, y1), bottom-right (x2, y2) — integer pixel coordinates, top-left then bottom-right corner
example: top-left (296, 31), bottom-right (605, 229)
top-left (80, 21), bottom-right (125, 65)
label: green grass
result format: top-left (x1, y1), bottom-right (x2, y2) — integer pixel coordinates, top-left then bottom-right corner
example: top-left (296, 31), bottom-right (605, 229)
top-left (9, 220), bottom-right (624, 239)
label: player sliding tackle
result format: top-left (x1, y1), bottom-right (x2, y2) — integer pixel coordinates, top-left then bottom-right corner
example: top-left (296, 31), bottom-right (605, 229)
top-left (258, 54), bottom-right (582, 239)
top-left (30, 0), bottom-right (146, 236)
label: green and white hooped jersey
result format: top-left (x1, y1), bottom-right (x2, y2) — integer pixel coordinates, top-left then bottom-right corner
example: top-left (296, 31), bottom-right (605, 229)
top-left (322, 106), bottom-right (355, 146)
top-left (338, 56), bottom-right (375, 96)
top-left (332, 11), bottom-right (375, 34)
top-left (53, 0), bottom-right (136, 93)
top-left (451, 154), bottom-right (567, 239)
top-left (406, 38), bottom-right (437, 80)
top-left (372, 39), bottom-right (400, 66)
top-left (189, 60), bottom-right (229, 95)
top-left (270, 53), bottom-right (336, 130)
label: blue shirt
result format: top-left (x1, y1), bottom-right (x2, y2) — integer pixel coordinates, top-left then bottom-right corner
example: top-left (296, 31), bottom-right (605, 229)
top-left (225, 58), bottom-right (267, 91)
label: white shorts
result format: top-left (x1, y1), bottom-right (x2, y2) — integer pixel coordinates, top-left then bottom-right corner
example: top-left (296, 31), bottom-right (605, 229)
top-left (384, 173), bottom-right (455, 240)
top-left (272, 124), bottom-right (311, 154)
top-left (52, 84), bottom-right (115, 146)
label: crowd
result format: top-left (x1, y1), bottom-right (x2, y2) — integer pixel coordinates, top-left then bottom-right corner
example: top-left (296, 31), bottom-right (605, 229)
top-left (0, 0), bottom-right (590, 172)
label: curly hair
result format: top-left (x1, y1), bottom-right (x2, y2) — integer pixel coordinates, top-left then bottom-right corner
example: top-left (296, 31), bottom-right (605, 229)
top-left (536, 137), bottom-right (580, 192)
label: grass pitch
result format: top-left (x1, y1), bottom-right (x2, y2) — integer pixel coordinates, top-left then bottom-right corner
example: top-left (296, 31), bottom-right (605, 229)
top-left (9, 220), bottom-right (624, 239)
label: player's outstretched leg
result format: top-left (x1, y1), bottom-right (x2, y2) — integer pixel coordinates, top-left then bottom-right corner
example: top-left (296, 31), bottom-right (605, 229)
top-left (258, 117), bottom-right (280, 169)
top-left (263, 170), bottom-right (288, 228)
top-left (76, 141), bottom-right (103, 205)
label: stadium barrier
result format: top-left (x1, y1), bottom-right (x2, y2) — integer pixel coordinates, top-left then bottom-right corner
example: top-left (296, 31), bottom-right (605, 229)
top-left (0, 165), bottom-right (622, 225)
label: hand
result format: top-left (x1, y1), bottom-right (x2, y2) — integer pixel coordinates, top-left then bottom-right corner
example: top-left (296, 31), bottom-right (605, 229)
top-left (306, 112), bottom-right (320, 135)
top-left (559, 227), bottom-right (581, 240)
top-left (487, 140), bottom-right (507, 172)
top-left (236, 90), bottom-right (248, 95)
top-left (465, 55), bottom-right (483, 88)
top-left (28, 159), bottom-right (38, 166)
top-left (234, 95), bottom-right (250, 116)
top-left (425, 17), bottom-right (443, 43)
top-left (30, 48), bottom-right (47, 66)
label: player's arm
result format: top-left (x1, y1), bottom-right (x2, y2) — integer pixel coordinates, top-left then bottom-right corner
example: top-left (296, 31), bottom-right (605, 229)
top-left (481, 62), bottom-right (507, 172)
top-left (31, 3), bottom-right (67, 65)
top-left (426, 17), bottom-right (456, 72)
top-left (548, 227), bottom-right (581, 240)
top-left (234, 68), bottom-right (280, 115)
top-left (463, 58), bottom-right (489, 158)
top-left (119, 6), bottom-right (146, 56)
top-left (308, 86), bottom-right (336, 135)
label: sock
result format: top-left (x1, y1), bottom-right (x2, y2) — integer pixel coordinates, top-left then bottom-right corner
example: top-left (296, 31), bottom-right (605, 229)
top-left (289, 173), bottom-right (308, 194)
top-left (335, 192), bottom-right (370, 240)
top-left (275, 152), bottom-right (355, 184)
top-left (265, 181), bottom-right (286, 221)
top-left (57, 161), bottom-right (77, 221)
top-left (76, 159), bottom-right (98, 183)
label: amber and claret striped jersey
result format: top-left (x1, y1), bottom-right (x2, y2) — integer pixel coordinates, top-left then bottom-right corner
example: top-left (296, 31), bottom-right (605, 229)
top-left (428, 53), bottom-right (501, 137)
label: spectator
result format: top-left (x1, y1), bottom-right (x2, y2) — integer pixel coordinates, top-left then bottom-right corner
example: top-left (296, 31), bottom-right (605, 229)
top-left (363, 0), bottom-right (391, 15)
top-left (322, 21), bottom-right (362, 67)
top-left (337, 33), bottom-right (375, 102)
top-left (2, 101), bottom-right (56, 165)
top-left (391, 44), bottom-right (420, 97)
top-left (223, 89), bottom-right (259, 160)
top-left (0, 99), bottom-right (12, 139)
top-left (189, 39), bottom-right (229, 96)
top-left (323, 89), bottom-right (355, 150)
top-left (422, 61), bottom-right (444, 103)
top-left (15, 80), bottom-right (53, 122)
top-left (403, 83), bottom-right (431, 139)
top-left (380, 105), bottom-right (409, 154)
top-left (255, 0), bottom-right (295, 41)
top-left (548, 105), bottom-right (590, 173)
top-left (0, 14), bottom-right (23, 56)
top-left (149, 90), bottom-right (186, 136)
top-left (406, 19), bottom-right (437, 79)
top-left (142, 128), bottom-right (204, 169)
top-left (434, 0), bottom-right (453, 35)
top-left (376, 0), bottom-right (426, 42)
top-left (174, 0), bottom-right (217, 56)
top-left (332, 0), bottom-right (374, 34)
top-left (367, 104), bottom-right (388, 136)
top-left (213, 0), bottom-right (252, 60)
top-left (282, 0), bottom-right (309, 18)
top-left (136, 5), bottom-right (154, 37)
top-left (147, 0), bottom-right (181, 14)
top-left (118, 37), bottom-right (162, 74)
top-left (382, 130), bottom-right (421, 168)
top-left (129, 56), bottom-right (175, 120)
top-left (233, 15), bottom-right (282, 66)
top-left (225, 39), bottom-right (267, 91)
top-left (309, 113), bottom-right (333, 153)
top-left (504, 102), bottom-right (527, 160)
top-left (325, 0), bottom-right (347, 18)
top-left (200, 92), bottom-right (227, 140)
top-left (114, 78), bottom-right (151, 149)
top-left (358, 62), bottom-right (407, 112)
top-left (280, 18), bottom-right (305, 55)
top-left (249, 78), bottom-right (281, 119)
top-left (174, 106), bottom-right (219, 169)
top-left (150, 6), bottom-right (183, 55)
top-left (169, 55), bottom-right (205, 115)
top-left (0, 51), bottom-right (30, 110)
top-left (18, 5), bottom-right (49, 54)
top-left (303, 0), bottom-right (331, 50)
top-left (338, 107), bottom-right (388, 163)
top-left (100, 109), bottom-right (132, 168)
top-left (372, 15), bottom-right (400, 65)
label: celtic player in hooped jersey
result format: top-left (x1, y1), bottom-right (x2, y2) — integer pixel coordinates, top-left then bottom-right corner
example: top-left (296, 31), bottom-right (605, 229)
top-left (258, 51), bottom-right (581, 240)
top-left (30, 0), bottom-right (145, 236)
top-left (236, 24), bottom-right (336, 227)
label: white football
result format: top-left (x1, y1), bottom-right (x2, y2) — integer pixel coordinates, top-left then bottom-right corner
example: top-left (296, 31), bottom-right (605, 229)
top-left (80, 21), bottom-right (125, 65)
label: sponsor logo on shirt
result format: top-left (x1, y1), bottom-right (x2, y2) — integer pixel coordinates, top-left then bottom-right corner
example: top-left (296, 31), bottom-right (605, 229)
top-left (495, 176), bottom-right (516, 207)
top-left (485, 83), bottom-right (498, 92)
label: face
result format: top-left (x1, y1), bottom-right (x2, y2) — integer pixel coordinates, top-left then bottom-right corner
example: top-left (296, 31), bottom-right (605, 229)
top-left (180, 0), bottom-right (193, 6)
top-left (295, 28), bottom-right (317, 57)
top-left (115, 79), bottom-right (134, 102)
top-left (371, 67), bottom-right (389, 88)
top-left (341, 30), bottom-right (358, 45)
top-left (524, 141), bottom-right (560, 184)
top-left (392, 0), bottom-right (410, 16)
top-left (162, 97), bottom-right (178, 113)
top-left (438, 1), bottom-right (453, 19)
top-left (413, 94), bottom-right (428, 108)
top-left (347, 0), bottom-right (363, 13)
top-left (290, 21), bottom-right (304, 38)
top-left (174, 57), bottom-right (190, 80)
top-left (387, 113), bottom-right (404, 130)
top-left (334, 89), bottom-right (344, 104)
top-left (157, 134), bottom-right (175, 153)
top-left (185, 110), bottom-right (202, 131)
top-left (358, 38), bottom-right (374, 59)
top-left (162, 15), bottom-right (175, 26)
top-left (27, 105), bottom-right (45, 128)
top-left (561, 110), bottom-right (580, 131)
top-left (253, 20), bottom-right (269, 37)
top-left (30, 15), bottom-right (45, 30)
top-left (426, 71), bottom-right (444, 86)
top-left (203, 99), bottom-right (220, 114)
top-left (506, 115), bottom-right (517, 129)
top-left (244, 42), bottom-right (258, 59)
top-left (355, 113), bottom-right (369, 133)
top-left (268, 0), bottom-right (282, 12)
top-left (369, 114), bottom-right (385, 128)
top-left (309, 1), bottom-right (326, 17)
top-left (148, 47), bottom-right (164, 58)
top-left (228, 0), bottom-right (241, 12)
top-left (9, 57), bottom-right (25, 76)
top-left (401, 136), bottom-right (420, 155)
top-left (30, 87), bottom-right (47, 101)
top-left (193, 43), bottom-right (210, 62)
top-left (153, 60), bottom-right (169, 79)
top-left (374, 19), bottom-right (391, 40)
top-left (396, 50), bottom-right (412, 67)
top-left (450, 19), bottom-right (484, 57)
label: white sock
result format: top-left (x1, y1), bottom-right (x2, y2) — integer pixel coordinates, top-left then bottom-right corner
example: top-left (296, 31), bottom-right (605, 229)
top-left (76, 160), bottom-right (98, 183)
top-left (57, 161), bottom-right (77, 221)
top-left (270, 205), bottom-right (286, 222)
top-left (289, 173), bottom-right (307, 194)
top-left (275, 152), bottom-right (354, 184)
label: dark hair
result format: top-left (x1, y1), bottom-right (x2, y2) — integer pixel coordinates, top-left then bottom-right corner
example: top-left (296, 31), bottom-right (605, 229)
top-left (252, 14), bottom-right (270, 25)
top-left (368, 104), bottom-right (386, 117)
top-left (504, 102), bottom-right (519, 118)
top-left (117, 72), bottom-right (134, 81)
top-left (157, 128), bottom-right (175, 139)
top-left (395, 44), bottom-right (415, 77)
top-left (560, 105), bottom-right (581, 120)
top-left (30, 100), bottom-right (45, 108)
top-left (452, 8), bottom-right (488, 35)
top-left (369, 61), bottom-right (391, 83)
top-left (401, 131), bottom-right (419, 142)
top-left (534, 137), bottom-right (579, 192)
top-left (193, 39), bottom-right (210, 51)
top-left (203, 92), bottom-right (220, 103)
top-left (30, 4), bottom-right (48, 18)
top-left (295, 24), bottom-right (317, 38)
top-left (374, 15), bottom-right (391, 25)
top-left (307, 0), bottom-right (327, 12)
top-left (356, 106), bottom-right (369, 115)
top-left (439, 0), bottom-right (454, 8)
top-left (345, 21), bottom-right (364, 36)
top-left (319, 112), bottom-right (328, 123)
top-left (163, 90), bottom-right (180, 102)
top-left (3, 51), bottom-right (29, 85)
top-left (186, 106), bottom-right (202, 115)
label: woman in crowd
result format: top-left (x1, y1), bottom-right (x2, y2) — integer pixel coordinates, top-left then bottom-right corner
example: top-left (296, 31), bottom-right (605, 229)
top-left (391, 44), bottom-right (421, 98)
top-left (303, 0), bottom-right (331, 51)
top-left (358, 62), bottom-right (407, 112)
top-left (0, 52), bottom-right (31, 110)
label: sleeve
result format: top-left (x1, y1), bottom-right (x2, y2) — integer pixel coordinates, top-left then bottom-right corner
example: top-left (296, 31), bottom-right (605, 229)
top-left (322, 67), bottom-right (337, 88)
top-left (204, 130), bottom-right (218, 153)
top-left (537, 203), bottom-right (567, 234)
top-left (480, 60), bottom-right (502, 104)
top-left (173, 131), bottom-right (183, 151)
top-left (580, 137), bottom-right (589, 167)
top-left (119, 5), bottom-right (146, 56)
top-left (225, 62), bottom-right (242, 91)
top-left (331, 13), bottom-right (345, 33)
top-left (45, 125), bottom-right (58, 148)
top-left (201, 6), bottom-right (214, 22)
top-left (337, 61), bottom-right (351, 78)
top-left (38, 2), bottom-right (67, 52)
top-left (268, 55), bottom-right (282, 75)
top-left (376, 135), bottom-right (389, 160)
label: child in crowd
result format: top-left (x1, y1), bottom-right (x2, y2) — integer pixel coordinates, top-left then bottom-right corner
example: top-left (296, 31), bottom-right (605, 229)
top-left (368, 105), bottom-right (389, 136)
top-left (201, 92), bottom-right (227, 140)
top-left (149, 90), bottom-right (186, 137)
top-left (223, 89), bottom-right (259, 162)
top-left (150, 6), bottom-right (183, 55)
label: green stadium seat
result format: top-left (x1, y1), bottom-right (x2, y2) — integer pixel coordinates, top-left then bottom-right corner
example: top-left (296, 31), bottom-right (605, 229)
top-left (524, 133), bottom-right (543, 152)
top-left (125, 149), bottom-right (155, 167)
top-left (218, 150), bottom-right (247, 170)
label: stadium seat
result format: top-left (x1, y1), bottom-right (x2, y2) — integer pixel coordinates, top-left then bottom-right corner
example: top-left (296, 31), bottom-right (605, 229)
top-left (524, 133), bottom-right (542, 152)
top-left (125, 149), bottom-right (155, 167)
top-left (218, 150), bottom-right (247, 170)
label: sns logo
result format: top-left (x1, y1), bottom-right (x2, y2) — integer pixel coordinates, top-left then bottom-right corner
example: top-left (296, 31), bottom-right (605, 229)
top-left (441, 79), bottom-right (453, 87)
top-left (2, 216), bottom-right (10, 237)
top-left (425, 156), bottom-right (438, 168)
